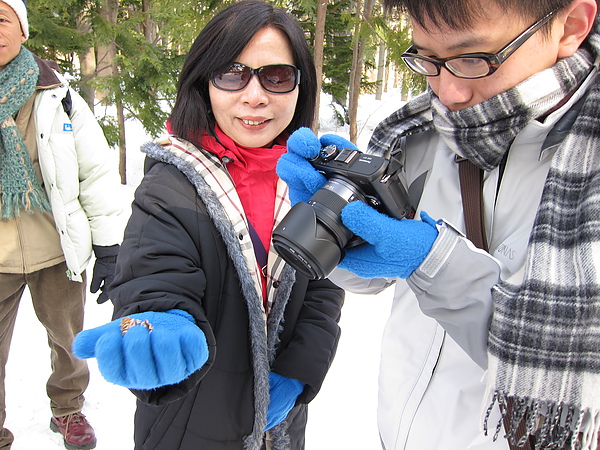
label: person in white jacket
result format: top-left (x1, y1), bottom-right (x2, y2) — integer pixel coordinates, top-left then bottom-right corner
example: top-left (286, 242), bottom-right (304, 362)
top-left (276, 0), bottom-right (600, 449)
top-left (0, 1), bottom-right (125, 449)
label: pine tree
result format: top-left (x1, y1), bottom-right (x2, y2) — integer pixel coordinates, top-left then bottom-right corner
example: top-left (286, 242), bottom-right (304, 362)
top-left (27, 0), bottom-right (424, 180)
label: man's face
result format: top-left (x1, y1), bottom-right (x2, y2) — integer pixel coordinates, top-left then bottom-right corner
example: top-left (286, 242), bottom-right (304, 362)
top-left (411, 4), bottom-right (563, 111)
top-left (0, 1), bottom-right (25, 70)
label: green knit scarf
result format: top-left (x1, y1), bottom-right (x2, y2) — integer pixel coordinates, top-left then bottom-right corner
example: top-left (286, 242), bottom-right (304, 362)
top-left (0, 46), bottom-right (50, 219)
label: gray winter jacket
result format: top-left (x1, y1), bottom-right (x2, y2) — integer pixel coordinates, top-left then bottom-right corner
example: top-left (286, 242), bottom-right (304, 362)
top-left (329, 70), bottom-right (599, 450)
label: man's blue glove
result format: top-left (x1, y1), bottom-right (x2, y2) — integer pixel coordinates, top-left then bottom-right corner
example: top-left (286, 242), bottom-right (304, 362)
top-left (73, 309), bottom-right (209, 390)
top-left (266, 372), bottom-right (305, 431)
top-left (277, 127), bottom-right (358, 205)
top-left (338, 201), bottom-right (439, 279)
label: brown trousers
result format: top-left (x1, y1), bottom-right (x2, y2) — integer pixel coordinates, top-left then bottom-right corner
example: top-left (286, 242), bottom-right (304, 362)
top-left (0, 263), bottom-right (90, 448)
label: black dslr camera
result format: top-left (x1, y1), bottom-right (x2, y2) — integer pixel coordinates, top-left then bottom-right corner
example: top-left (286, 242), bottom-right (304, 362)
top-left (272, 144), bottom-right (414, 280)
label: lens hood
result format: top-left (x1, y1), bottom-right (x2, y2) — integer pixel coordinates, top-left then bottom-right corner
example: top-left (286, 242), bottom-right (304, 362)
top-left (272, 202), bottom-right (343, 280)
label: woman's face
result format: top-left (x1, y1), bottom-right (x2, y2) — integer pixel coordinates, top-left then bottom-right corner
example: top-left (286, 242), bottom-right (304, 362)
top-left (209, 27), bottom-right (299, 148)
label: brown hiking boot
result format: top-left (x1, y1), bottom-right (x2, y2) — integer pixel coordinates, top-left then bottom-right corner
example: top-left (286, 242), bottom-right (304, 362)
top-left (50, 412), bottom-right (97, 449)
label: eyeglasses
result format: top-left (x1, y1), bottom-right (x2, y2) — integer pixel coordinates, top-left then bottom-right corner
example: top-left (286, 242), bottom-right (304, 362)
top-left (211, 63), bottom-right (300, 93)
top-left (401, 8), bottom-right (559, 79)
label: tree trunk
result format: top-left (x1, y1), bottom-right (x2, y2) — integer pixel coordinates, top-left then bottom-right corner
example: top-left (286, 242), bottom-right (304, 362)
top-left (117, 98), bottom-right (127, 185)
top-left (348, 0), bottom-right (375, 144)
top-left (312, 0), bottom-right (328, 132)
top-left (75, 9), bottom-right (96, 111)
top-left (98, 0), bottom-right (128, 184)
top-left (96, 0), bottom-right (118, 104)
top-left (375, 41), bottom-right (386, 100)
top-left (348, 0), bottom-right (362, 144)
top-left (142, 0), bottom-right (158, 44)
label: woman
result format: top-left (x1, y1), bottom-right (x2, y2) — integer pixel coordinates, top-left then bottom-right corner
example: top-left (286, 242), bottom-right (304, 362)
top-left (72, 2), bottom-right (344, 449)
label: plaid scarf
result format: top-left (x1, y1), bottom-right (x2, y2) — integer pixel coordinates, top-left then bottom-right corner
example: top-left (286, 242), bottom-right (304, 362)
top-left (486, 65), bottom-right (600, 450)
top-left (0, 46), bottom-right (50, 219)
top-left (368, 17), bottom-right (600, 449)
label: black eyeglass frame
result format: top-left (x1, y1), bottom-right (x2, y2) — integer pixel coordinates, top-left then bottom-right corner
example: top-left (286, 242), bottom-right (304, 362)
top-left (211, 63), bottom-right (301, 94)
top-left (400, 8), bottom-right (560, 79)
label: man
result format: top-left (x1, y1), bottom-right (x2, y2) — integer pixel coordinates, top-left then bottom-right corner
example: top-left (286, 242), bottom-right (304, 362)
top-left (0, 1), bottom-right (125, 448)
top-left (277, 0), bottom-right (599, 449)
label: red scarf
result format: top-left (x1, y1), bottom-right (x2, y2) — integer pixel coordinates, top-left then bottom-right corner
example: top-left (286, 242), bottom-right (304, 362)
top-left (166, 122), bottom-right (286, 303)
top-left (165, 122), bottom-right (286, 254)
top-left (168, 124), bottom-right (286, 305)
top-left (200, 126), bottom-right (286, 255)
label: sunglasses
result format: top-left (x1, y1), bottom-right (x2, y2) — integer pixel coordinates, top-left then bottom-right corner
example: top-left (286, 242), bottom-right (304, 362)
top-left (211, 63), bottom-right (301, 94)
top-left (401, 8), bottom-right (559, 79)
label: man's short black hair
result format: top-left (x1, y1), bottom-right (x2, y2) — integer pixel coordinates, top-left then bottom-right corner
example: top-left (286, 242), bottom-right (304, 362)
top-left (383, 0), bottom-right (577, 32)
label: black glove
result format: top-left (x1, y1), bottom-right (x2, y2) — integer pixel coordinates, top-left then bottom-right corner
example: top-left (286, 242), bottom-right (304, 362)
top-left (90, 244), bottom-right (120, 304)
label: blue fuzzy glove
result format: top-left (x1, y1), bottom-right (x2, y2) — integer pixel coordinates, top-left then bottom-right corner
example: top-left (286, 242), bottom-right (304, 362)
top-left (277, 127), bottom-right (358, 205)
top-left (266, 372), bottom-right (305, 431)
top-left (73, 309), bottom-right (209, 390)
top-left (338, 202), bottom-right (439, 279)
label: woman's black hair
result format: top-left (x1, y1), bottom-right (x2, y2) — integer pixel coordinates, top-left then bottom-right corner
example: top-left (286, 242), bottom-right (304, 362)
top-left (169, 0), bottom-right (317, 147)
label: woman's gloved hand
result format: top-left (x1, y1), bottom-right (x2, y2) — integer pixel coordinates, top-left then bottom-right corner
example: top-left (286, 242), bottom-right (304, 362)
top-left (265, 372), bottom-right (305, 431)
top-left (339, 201), bottom-right (439, 279)
top-left (277, 127), bottom-right (358, 205)
top-left (73, 309), bottom-right (209, 390)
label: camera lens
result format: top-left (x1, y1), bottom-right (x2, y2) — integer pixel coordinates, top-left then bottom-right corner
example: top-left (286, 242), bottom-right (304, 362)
top-left (272, 203), bottom-right (343, 279)
top-left (273, 176), bottom-right (365, 279)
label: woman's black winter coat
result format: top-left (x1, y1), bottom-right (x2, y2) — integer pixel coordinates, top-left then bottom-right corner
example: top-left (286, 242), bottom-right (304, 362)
top-left (109, 142), bottom-right (345, 450)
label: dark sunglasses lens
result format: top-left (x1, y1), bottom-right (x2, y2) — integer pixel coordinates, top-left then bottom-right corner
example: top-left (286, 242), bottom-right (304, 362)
top-left (258, 65), bottom-right (297, 93)
top-left (214, 65), bottom-right (251, 91)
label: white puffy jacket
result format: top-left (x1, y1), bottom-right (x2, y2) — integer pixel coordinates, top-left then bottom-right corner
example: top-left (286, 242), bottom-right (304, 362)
top-left (34, 62), bottom-right (125, 282)
top-left (330, 70), bottom-right (597, 450)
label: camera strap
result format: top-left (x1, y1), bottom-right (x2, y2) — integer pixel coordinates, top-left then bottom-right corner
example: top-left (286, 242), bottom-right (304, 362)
top-left (247, 219), bottom-right (268, 277)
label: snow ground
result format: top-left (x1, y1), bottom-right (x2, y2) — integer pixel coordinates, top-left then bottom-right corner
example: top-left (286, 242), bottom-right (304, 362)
top-left (4, 89), bottom-right (406, 449)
